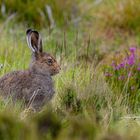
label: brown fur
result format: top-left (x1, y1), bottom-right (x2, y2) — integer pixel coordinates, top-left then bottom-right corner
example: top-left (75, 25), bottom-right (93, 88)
top-left (0, 29), bottom-right (60, 110)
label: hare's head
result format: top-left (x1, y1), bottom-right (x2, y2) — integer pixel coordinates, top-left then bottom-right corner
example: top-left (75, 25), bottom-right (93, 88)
top-left (26, 29), bottom-right (60, 76)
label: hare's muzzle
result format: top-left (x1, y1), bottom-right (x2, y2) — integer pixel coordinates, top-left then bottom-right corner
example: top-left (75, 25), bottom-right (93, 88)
top-left (56, 65), bottom-right (61, 73)
top-left (54, 64), bottom-right (61, 74)
top-left (50, 61), bottom-right (61, 75)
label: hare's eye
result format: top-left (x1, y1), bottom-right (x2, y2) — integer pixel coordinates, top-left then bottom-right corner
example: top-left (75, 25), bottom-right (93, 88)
top-left (47, 58), bottom-right (53, 65)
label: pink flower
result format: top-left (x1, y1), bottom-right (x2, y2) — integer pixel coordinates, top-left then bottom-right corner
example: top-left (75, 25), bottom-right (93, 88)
top-left (119, 61), bottom-right (126, 68)
top-left (114, 65), bottom-right (120, 70)
top-left (125, 46), bottom-right (136, 66)
top-left (126, 53), bottom-right (135, 66)
top-left (137, 64), bottom-right (140, 71)
top-left (105, 72), bottom-right (113, 77)
top-left (128, 72), bottom-right (132, 77)
top-left (137, 67), bottom-right (140, 71)
top-left (129, 47), bottom-right (136, 54)
top-left (118, 75), bottom-right (125, 80)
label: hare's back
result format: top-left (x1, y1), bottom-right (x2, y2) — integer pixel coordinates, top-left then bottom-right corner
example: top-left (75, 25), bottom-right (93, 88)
top-left (0, 70), bottom-right (55, 110)
top-left (0, 70), bottom-right (32, 96)
top-left (0, 70), bottom-right (54, 99)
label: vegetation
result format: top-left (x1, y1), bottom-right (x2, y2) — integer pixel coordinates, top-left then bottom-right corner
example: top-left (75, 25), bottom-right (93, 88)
top-left (0, 0), bottom-right (78, 28)
top-left (0, 0), bottom-right (140, 140)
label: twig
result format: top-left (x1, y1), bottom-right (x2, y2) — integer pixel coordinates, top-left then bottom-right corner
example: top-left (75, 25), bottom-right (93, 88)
top-left (45, 5), bottom-right (55, 29)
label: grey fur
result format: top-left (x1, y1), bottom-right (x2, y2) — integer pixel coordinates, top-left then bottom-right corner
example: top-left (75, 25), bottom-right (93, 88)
top-left (0, 29), bottom-right (60, 110)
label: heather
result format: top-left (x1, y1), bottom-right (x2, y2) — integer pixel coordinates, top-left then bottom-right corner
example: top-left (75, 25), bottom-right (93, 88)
top-left (104, 47), bottom-right (140, 111)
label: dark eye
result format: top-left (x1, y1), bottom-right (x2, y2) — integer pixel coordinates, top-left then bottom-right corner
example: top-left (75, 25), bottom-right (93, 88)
top-left (47, 58), bottom-right (53, 65)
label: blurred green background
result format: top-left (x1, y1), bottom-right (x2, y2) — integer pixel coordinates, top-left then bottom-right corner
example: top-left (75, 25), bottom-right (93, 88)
top-left (1, 0), bottom-right (140, 31)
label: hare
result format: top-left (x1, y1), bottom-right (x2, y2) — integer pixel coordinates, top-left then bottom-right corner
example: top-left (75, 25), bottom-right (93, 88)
top-left (0, 29), bottom-right (60, 110)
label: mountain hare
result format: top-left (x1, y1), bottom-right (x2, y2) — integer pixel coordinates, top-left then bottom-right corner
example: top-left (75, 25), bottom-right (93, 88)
top-left (0, 29), bottom-right (60, 110)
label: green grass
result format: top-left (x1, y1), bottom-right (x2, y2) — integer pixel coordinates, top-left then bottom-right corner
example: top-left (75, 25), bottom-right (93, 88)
top-left (1, 1), bottom-right (140, 139)
top-left (0, 24), bottom-right (140, 140)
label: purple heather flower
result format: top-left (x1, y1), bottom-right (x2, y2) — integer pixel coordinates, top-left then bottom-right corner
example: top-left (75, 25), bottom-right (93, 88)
top-left (111, 61), bottom-right (117, 69)
top-left (124, 46), bottom-right (136, 66)
top-left (119, 61), bottom-right (126, 68)
top-left (129, 47), bottom-right (136, 54)
top-left (128, 72), bottom-right (132, 77)
top-left (111, 60), bottom-right (126, 70)
top-left (111, 61), bottom-right (115, 66)
top-left (137, 64), bottom-right (140, 71)
top-left (118, 75), bottom-right (125, 80)
top-left (105, 72), bottom-right (113, 77)
top-left (137, 67), bottom-right (140, 71)
top-left (126, 54), bottom-right (135, 66)
top-left (114, 65), bottom-right (120, 70)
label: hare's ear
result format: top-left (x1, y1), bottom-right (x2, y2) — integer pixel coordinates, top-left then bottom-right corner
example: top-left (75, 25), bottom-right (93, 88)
top-left (26, 29), bottom-right (43, 54)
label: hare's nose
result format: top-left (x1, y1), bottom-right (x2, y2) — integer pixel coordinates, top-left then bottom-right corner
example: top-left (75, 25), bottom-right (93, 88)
top-left (57, 64), bottom-right (61, 71)
top-left (59, 66), bottom-right (61, 70)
